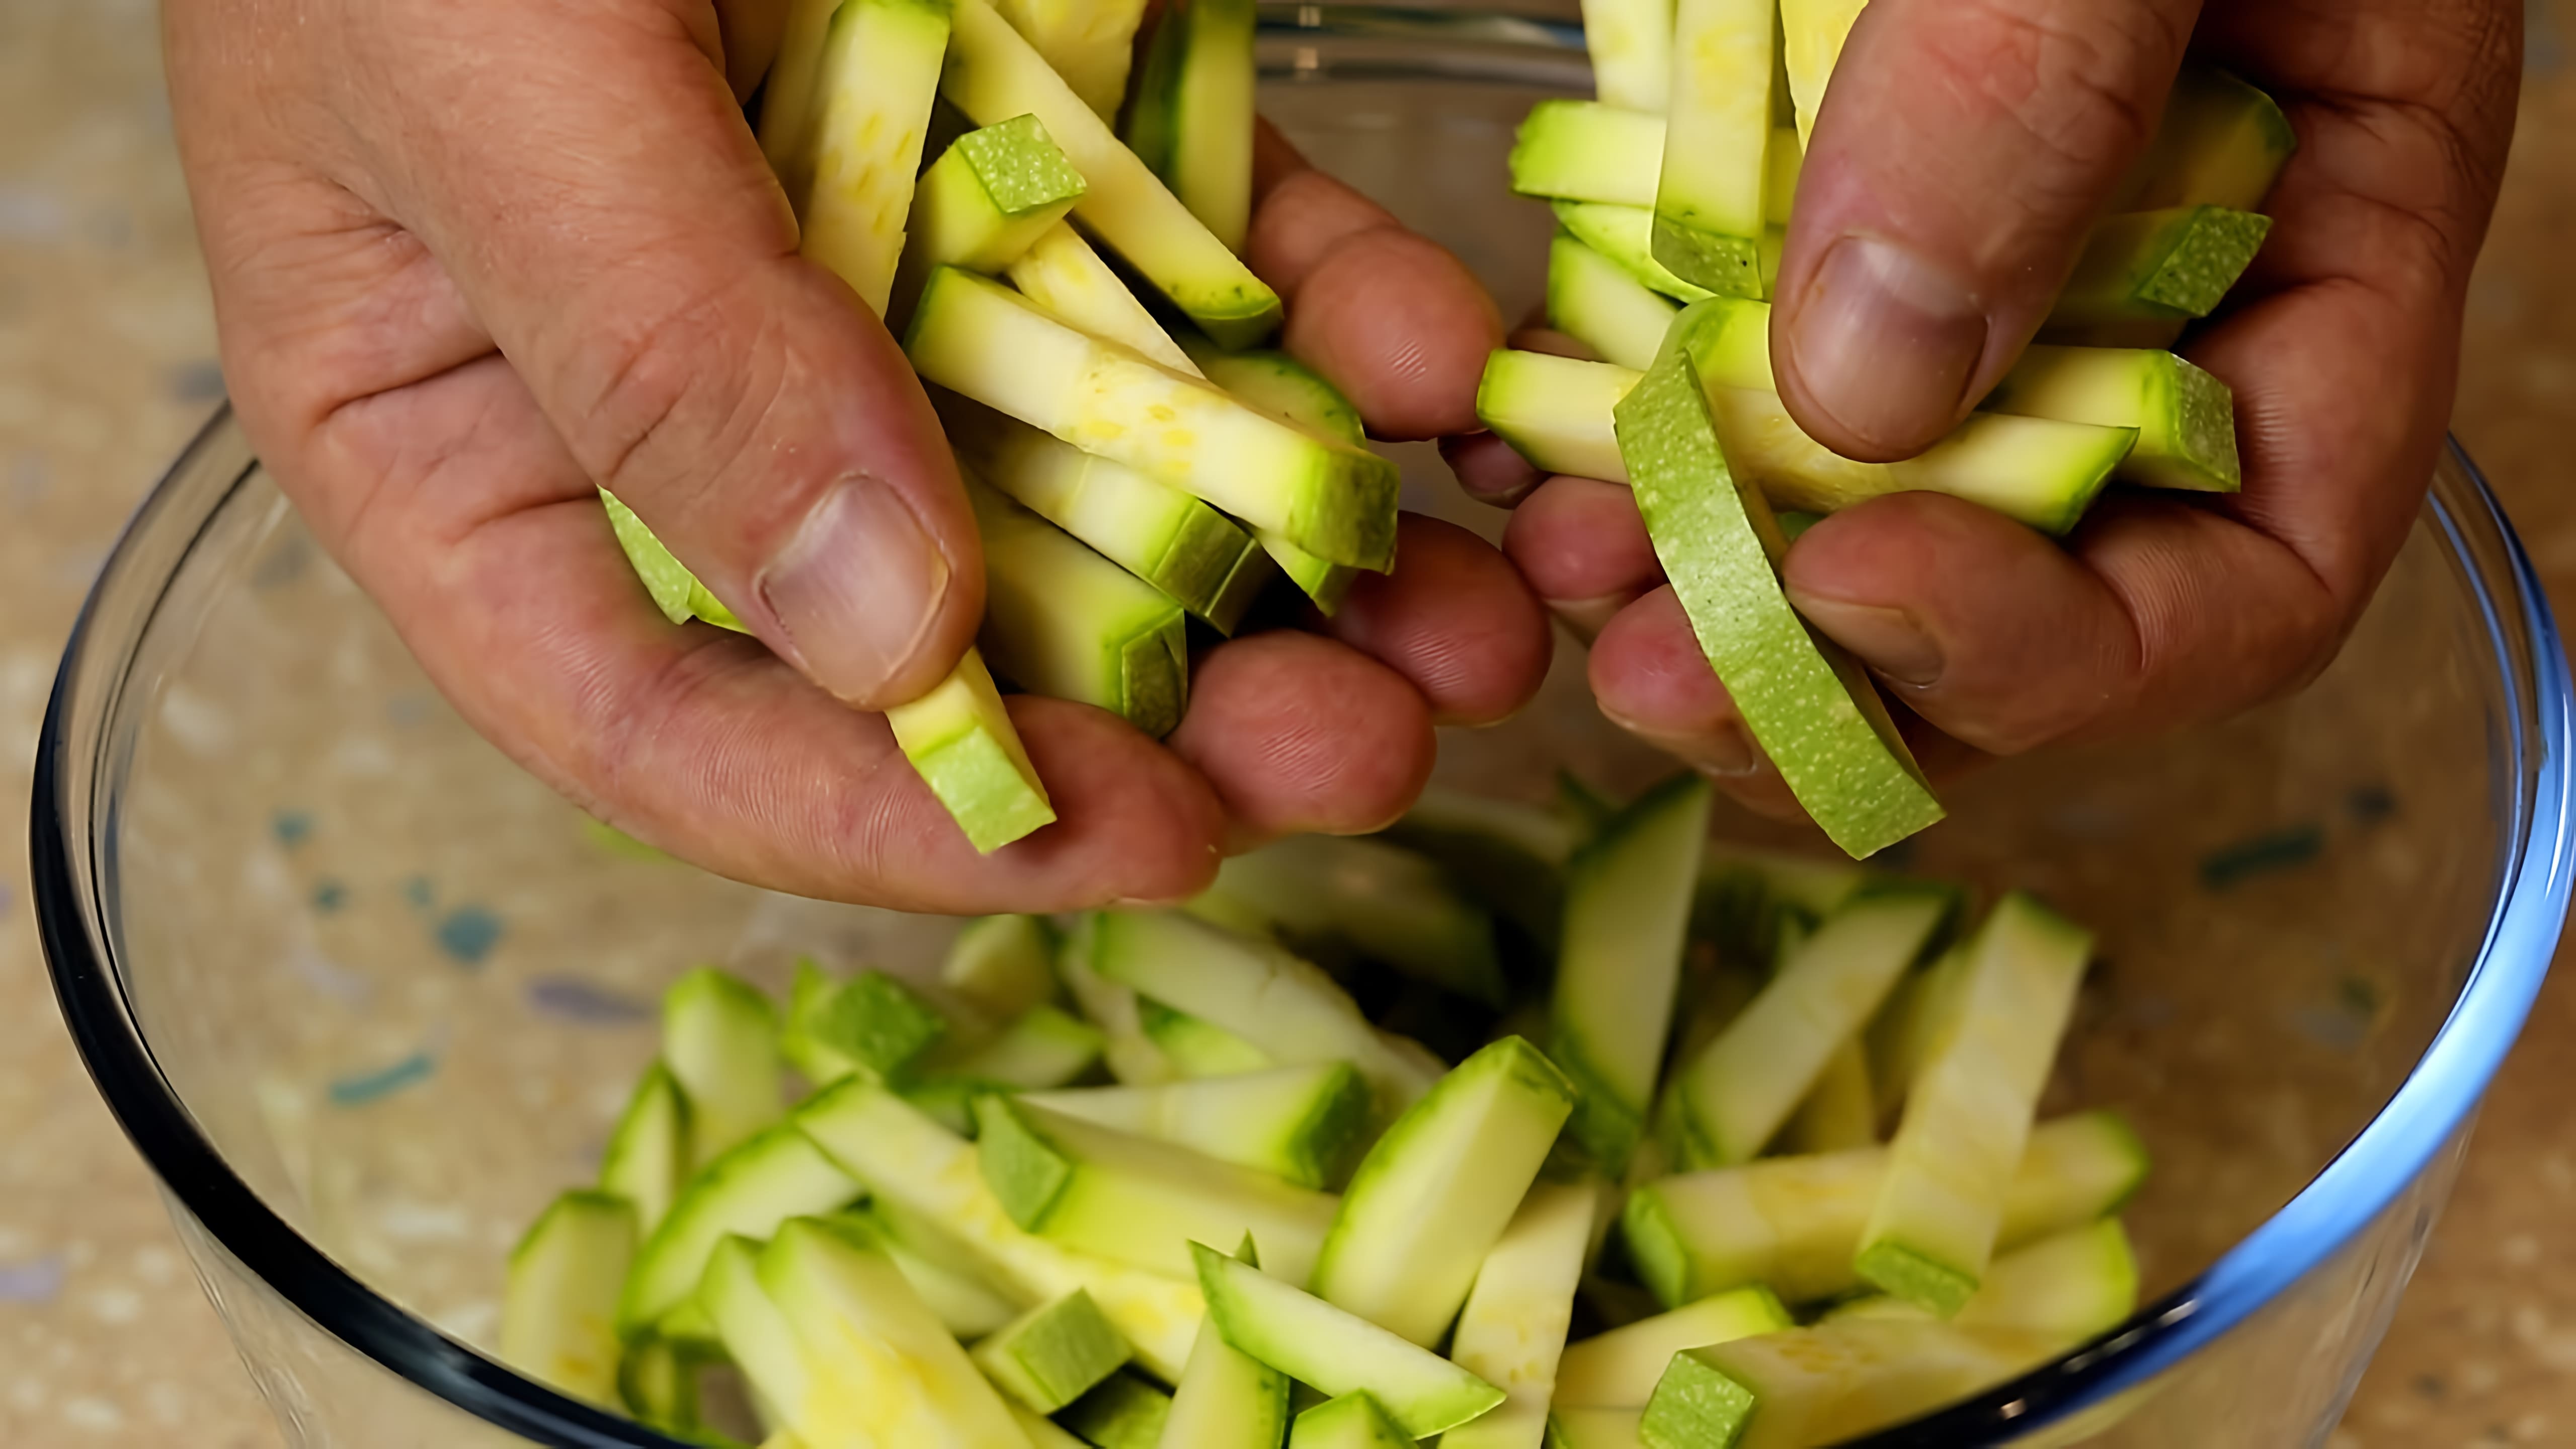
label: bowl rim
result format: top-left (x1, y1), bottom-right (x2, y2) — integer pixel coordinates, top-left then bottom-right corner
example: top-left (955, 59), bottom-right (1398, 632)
top-left (28, 16), bottom-right (2576, 1442)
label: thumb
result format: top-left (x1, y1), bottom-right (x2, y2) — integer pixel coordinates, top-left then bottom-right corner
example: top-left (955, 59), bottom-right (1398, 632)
top-left (1772, 0), bottom-right (2200, 461)
top-left (360, 0), bottom-right (981, 710)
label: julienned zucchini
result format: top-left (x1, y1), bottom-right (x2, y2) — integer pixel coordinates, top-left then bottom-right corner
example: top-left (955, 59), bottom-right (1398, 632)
top-left (967, 476), bottom-right (1190, 738)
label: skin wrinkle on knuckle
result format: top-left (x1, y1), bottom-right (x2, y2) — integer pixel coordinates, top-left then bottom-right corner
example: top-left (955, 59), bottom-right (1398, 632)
top-left (568, 263), bottom-right (787, 507)
top-left (1910, 0), bottom-right (2171, 203)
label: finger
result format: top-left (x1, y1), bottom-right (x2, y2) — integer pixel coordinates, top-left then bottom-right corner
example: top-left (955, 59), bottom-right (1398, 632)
top-left (1776, 0), bottom-right (2198, 460)
top-left (1167, 630), bottom-right (1437, 848)
top-left (1441, 433), bottom-right (1546, 509)
top-left (323, 357), bottom-right (1224, 911)
top-left (1320, 515), bottom-right (1554, 727)
top-left (1585, 588), bottom-right (1805, 819)
top-left (1500, 475), bottom-right (1659, 641)
top-left (341, 1), bottom-right (982, 712)
top-left (1247, 121), bottom-right (1504, 439)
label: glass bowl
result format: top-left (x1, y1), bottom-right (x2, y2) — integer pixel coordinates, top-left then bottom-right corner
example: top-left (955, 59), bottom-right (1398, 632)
top-left (32, 8), bottom-right (2576, 1446)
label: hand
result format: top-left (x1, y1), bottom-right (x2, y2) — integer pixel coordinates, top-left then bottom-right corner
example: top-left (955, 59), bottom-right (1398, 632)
top-left (1498, 0), bottom-right (2517, 823)
top-left (167, 0), bottom-right (1546, 911)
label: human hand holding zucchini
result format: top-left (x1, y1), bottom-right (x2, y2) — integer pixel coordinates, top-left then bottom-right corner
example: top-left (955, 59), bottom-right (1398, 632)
top-left (1478, 0), bottom-right (2516, 858)
top-left (170, 0), bottom-right (1546, 905)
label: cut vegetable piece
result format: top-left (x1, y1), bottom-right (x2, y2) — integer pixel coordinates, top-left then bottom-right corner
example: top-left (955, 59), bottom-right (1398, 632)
top-left (615, 1336), bottom-right (700, 1436)
top-left (1158, 1239), bottom-right (1292, 1449)
top-left (1059, 939), bottom-right (1178, 1087)
top-left (1551, 232), bottom-right (1681, 373)
top-left (793, 0), bottom-right (956, 316)
top-left (1616, 308), bottom-right (1942, 858)
top-left (784, 959), bottom-right (861, 1087)
top-left (1652, 0), bottom-right (1776, 296)
top-left (1025, 1062), bottom-right (1372, 1190)
top-left (2045, 206), bottom-right (2273, 334)
top-left (943, 0), bottom-right (1279, 344)
top-left (1864, 943), bottom-right (1969, 1126)
top-left (1007, 222), bottom-right (1206, 376)
top-left (664, 968), bottom-right (787, 1169)
top-left (1139, 998), bottom-right (1276, 1077)
top-left (975, 1094), bottom-right (1339, 1283)
top-left (1857, 895), bottom-right (2095, 1314)
top-left (945, 914), bottom-right (1063, 1019)
top-left (1690, 838), bottom-right (1872, 967)
top-left (1087, 909), bottom-right (1439, 1116)
top-left (1124, 0), bottom-right (1258, 252)
top-left (1062, 1372), bottom-right (1175, 1449)
top-left (1551, 1407), bottom-right (1648, 1449)
top-left (701, 1235), bottom-right (857, 1443)
top-left (1380, 790), bottom-right (1575, 946)
top-left (943, 395), bottom-right (1261, 627)
top-left (1289, 1392), bottom-right (1413, 1449)
top-left (1671, 886), bottom-right (1951, 1167)
top-left (971, 478), bottom-right (1190, 737)
top-left (973, 1290), bottom-right (1133, 1413)
top-left (599, 1063), bottom-right (692, 1237)
top-left (601, 491), bottom-right (744, 630)
top-left (1185, 343), bottom-right (1368, 445)
top-left (502, 1191), bottom-right (635, 1405)
top-left (1311, 1037), bottom-right (1575, 1345)
top-left (1780, 1038), bottom-right (1878, 1155)
top-left (1549, 774), bottom-right (1711, 1173)
top-left (887, 648), bottom-right (1060, 852)
top-left (1985, 345), bottom-right (2240, 493)
top-left (1621, 1110), bottom-right (2145, 1308)
top-left (1779, 0), bottom-right (1869, 146)
top-left (895, 113), bottom-right (1089, 323)
top-left (812, 968), bottom-right (952, 1083)
top-left (1582, 0), bottom-right (1675, 112)
top-left (1510, 100), bottom-right (1668, 207)
top-left (1201, 834), bottom-right (1509, 1006)
top-left (866, 1204), bottom-right (1026, 1338)
top-left (619, 1122), bottom-right (862, 1334)
top-left (2123, 65), bottom-right (2297, 213)
top-left (796, 1078), bottom-right (1207, 1380)
top-left (1641, 1318), bottom-right (2056, 1448)
top-left (1555, 201), bottom-right (1716, 304)
top-left (1193, 1244), bottom-right (1506, 1437)
top-left (1441, 1181), bottom-right (1603, 1449)
top-left (937, 1004), bottom-right (1106, 1089)
top-left (909, 269), bottom-right (1397, 569)
top-left (1827, 1218), bottom-right (2138, 1346)
top-left (1703, 385), bottom-right (2134, 535)
top-left (1477, 350), bottom-right (1639, 484)
top-left (992, 0), bottom-right (1151, 120)
top-left (1553, 1284), bottom-right (1791, 1408)
top-left (758, 0), bottom-right (848, 191)
top-left (761, 1216), bottom-right (1031, 1448)
top-left (1012, 1402), bottom-right (1094, 1449)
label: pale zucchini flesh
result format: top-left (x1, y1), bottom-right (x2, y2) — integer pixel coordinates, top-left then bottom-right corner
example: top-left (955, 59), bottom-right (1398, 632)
top-left (793, 0), bottom-right (956, 317)
top-left (1007, 221), bottom-right (1207, 376)
top-left (1985, 345), bottom-right (2241, 494)
top-left (1581, 0), bottom-right (1675, 112)
top-left (969, 476), bottom-right (1190, 737)
top-left (1478, 350), bottom-right (1640, 485)
top-left (908, 268), bottom-right (1398, 570)
top-left (599, 1063), bottom-right (692, 1238)
top-left (1550, 231), bottom-right (1681, 373)
top-left (1125, 0), bottom-right (1259, 253)
top-left (502, 1190), bottom-right (637, 1406)
top-left (1779, 0), bottom-right (1869, 146)
top-left (1024, 1061), bottom-right (1374, 1190)
top-left (1827, 1217), bottom-right (2139, 1348)
top-left (1652, 0), bottom-right (1777, 296)
top-left (1619, 1110), bottom-right (2147, 1308)
top-left (1780, 1037), bottom-right (1880, 1155)
top-left (943, 0), bottom-right (1280, 344)
top-left (1443, 1182), bottom-right (1608, 1449)
top-left (943, 913), bottom-right (1063, 1019)
top-left (883, 648), bottom-right (1061, 853)
top-left (618, 1121), bottom-right (863, 1335)
top-left (1193, 1244), bottom-right (1507, 1437)
top-left (1158, 1239), bottom-right (1293, 1449)
top-left (1672, 886), bottom-right (1950, 1167)
top-left (975, 1094), bottom-right (1341, 1284)
top-left (663, 967), bottom-right (788, 1170)
top-left (1310, 1037), bottom-right (1578, 1346)
top-left (1551, 1284), bottom-right (1792, 1408)
top-left (1511, 100), bottom-right (1669, 209)
top-left (1200, 833), bottom-right (1510, 1006)
top-left (993, 0), bottom-right (1153, 120)
top-left (796, 1076), bottom-right (1208, 1380)
top-left (1290, 1392), bottom-right (1415, 1448)
top-left (1140, 996), bottom-right (1278, 1077)
top-left (931, 1003), bottom-right (1105, 1089)
top-left (1555, 200), bottom-right (1717, 304)
top-left (1857, 893), bottom-right (2095, 1315)
top-left (1641, 1318), bottom-right (2058, 1449)
top-left (1548, 774), bottom-right (1710, 1173)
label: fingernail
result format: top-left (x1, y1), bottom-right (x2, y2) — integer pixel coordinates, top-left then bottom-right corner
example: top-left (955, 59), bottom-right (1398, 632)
top-left (757, 476), bottom-right (950, 704)
top-left (1783, 236), bottom-right (1987, 455)
top-left (1605, 709), bottom-right (1765, 777)
top-left (1792, 595), bottom-right (1944, 687)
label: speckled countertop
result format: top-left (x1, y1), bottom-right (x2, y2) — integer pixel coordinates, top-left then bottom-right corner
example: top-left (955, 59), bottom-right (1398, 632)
top-left (4, 0), bottom-right (2575, 1444)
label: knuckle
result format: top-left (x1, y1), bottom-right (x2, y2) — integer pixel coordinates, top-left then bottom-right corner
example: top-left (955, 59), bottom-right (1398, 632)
top-left (1914, 0), bottom-right (2180, 204)
top-left (560, 266), bottom-right (786, 511)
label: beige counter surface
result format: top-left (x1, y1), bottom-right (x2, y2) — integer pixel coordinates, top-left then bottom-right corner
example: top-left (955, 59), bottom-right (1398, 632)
top-left (3, 0), bottom-right (2574, 1443)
